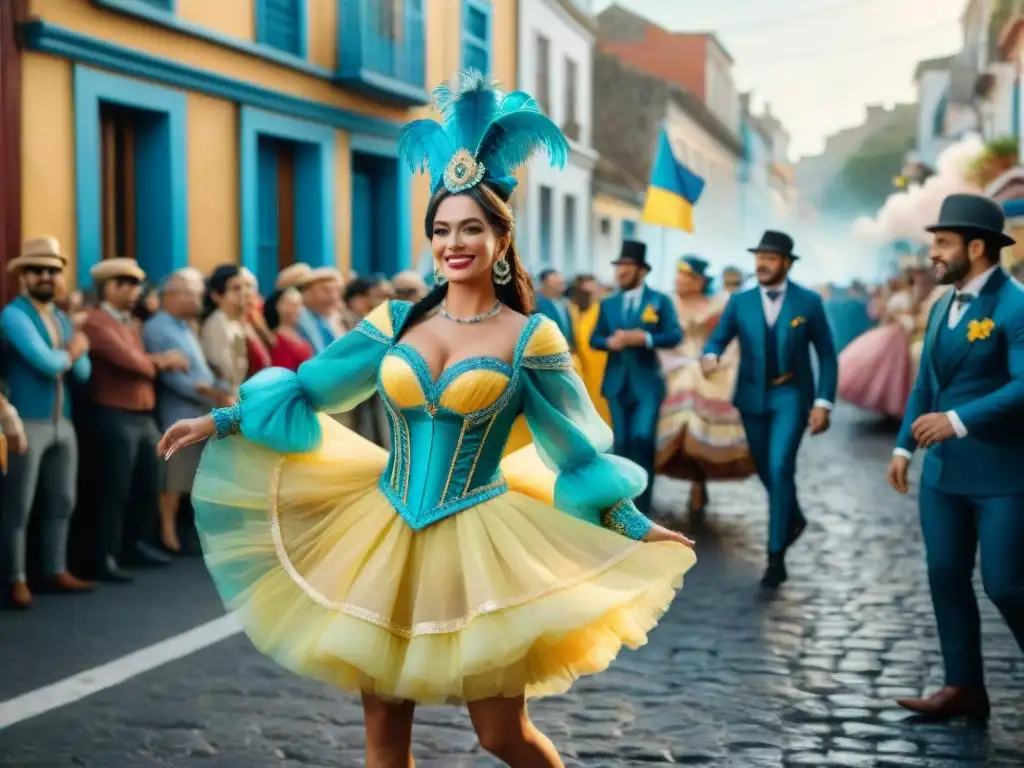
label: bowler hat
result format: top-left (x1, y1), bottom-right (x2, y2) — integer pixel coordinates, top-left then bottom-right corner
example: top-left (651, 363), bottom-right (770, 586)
top-left (748, 230), bottom-right (798, 260)
top-left (925, 193), bottom-right (1015, 247)
top-left (611, 239), bottom-right (651, 271)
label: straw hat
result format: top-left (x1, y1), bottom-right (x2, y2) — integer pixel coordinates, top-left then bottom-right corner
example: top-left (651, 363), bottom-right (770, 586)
top-left (275, 263), bottom-right (314, 290)
top-left (308, 266), bottom-right (343, 285)
top-left (7, 236), bottom-right (67, 274)
top-left (90, 258), bottom-right (146, 283)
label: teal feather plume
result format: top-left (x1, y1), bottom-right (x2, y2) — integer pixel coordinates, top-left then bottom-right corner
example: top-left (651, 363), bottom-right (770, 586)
top-left (476, 110), bottom-right (570, 179)
top-left (396, 119), bottom-right (455, 183)
top-left (439, 70), bottom-right (502, 152)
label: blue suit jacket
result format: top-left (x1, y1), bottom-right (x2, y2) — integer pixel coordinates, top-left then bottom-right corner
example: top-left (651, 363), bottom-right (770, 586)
top-left (704, 281), bottom-right (838, 415)
top-left (590, 285), bottom-right (683, 399)
top-left (535, 295), bottom-right (575, 348)
top-left (896, 268), bottom-right (1024, 496)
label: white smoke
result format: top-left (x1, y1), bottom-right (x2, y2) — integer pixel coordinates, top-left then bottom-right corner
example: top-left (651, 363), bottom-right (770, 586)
top-left (851, 135), bottom-right (985, 246)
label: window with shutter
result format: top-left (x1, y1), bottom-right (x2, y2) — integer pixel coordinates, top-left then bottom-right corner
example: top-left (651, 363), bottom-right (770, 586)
top-left (462, 0), bottom-right (491, 76)
top-left (257, 0), bottom-right (306, 58)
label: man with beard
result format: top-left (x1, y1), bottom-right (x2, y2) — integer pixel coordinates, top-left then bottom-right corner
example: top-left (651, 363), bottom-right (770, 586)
top-left (590, 240), bottom-right (683, 514)
top-left (702, 230), bottom-right (838, 590)
top-left (0, 237), bottom-right (94, 609)
top-left (888, 193), bottom-right (1024, 721)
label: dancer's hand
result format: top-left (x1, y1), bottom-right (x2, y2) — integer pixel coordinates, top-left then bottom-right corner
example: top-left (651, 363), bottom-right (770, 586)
top-left (887, 454), bottom-right (910, 494)
top-left (158, 416), bottom-right (216, 459)
top-left (643, 523), bottom-right (695, 548)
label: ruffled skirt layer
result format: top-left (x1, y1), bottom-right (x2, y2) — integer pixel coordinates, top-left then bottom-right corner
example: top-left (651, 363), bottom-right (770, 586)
top-left (837, 323), bottom-right (911, 418)
top-left (192, 416), bottom-right (695, 704)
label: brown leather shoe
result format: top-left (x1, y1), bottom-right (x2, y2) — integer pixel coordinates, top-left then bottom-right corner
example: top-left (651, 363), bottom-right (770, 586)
top-left (896, 686), bottom-right (991, 720)
top-left (7, 581), bottom-right (32, 610)
top-left (43, 571), bottom-right (95, 593)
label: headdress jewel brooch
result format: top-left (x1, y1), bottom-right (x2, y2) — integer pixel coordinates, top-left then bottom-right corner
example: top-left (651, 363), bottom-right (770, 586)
top-left (397, 70), bottom-right (570, 200)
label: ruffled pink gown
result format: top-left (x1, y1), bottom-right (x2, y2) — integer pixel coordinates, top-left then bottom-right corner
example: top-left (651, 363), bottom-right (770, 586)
top-left (837, 292), bottom-right (913, 418)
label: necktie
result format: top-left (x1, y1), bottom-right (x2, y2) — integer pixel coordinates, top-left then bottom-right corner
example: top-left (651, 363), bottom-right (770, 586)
top-left (955, 292), bottom-right (974, 305)
top-left (766, 289), bottom-right (782, 301)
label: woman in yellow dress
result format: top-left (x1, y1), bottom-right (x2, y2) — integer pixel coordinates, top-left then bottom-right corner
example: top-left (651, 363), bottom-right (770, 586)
top-left (655, 257), bottom-right (754, 522)
top-left (569, 274), bottom-right (612, 426)
top-left (158, 74), bottom-right (694, 767)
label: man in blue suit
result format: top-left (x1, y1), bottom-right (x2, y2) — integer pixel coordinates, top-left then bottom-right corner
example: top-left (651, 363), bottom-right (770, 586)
top-left (887, 194), bottom-right (1024, 721)
top-left (535, 268), bottom-right (575, 348)
top-left (591, 240), bottom-right (683, 514)
top-left (703, 230), bottom-right (838, 589)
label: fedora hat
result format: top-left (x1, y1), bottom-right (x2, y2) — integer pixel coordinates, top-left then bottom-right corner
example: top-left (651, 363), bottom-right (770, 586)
top-left (748, 230), bottom-right (798, 260)
top-left (7, 236), bottom-right (67, 274)
top-left (611, 239), bottom-right (652, 271)
top-left (275, 263), bottom-right (315, 290)
top-left (90, 258), bottom-right (146, 283)
top-left (925, 193), bottom-right (1015, 247)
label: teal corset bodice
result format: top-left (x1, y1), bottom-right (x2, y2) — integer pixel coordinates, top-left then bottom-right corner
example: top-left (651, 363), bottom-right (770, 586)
top-left (375, 341), bottom-right (529, 529)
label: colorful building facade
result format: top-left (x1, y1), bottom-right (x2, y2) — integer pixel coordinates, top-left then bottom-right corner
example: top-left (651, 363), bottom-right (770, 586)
top-left (4, 0), bottom-right (515, 297)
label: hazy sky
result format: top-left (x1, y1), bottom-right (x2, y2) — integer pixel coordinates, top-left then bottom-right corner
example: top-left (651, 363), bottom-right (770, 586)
top-left (591, 0), bottom-right (967, 158)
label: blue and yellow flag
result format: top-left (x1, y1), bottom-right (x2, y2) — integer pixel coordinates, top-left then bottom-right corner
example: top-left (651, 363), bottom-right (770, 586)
top-left (641, 127), bottom-right (705, 233)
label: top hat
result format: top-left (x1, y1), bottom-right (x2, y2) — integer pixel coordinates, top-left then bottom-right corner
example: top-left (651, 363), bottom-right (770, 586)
top-left (748, 230), bottom-right (798, 260)
top-left (611, 240), bottom-right (651, 270)
top-left (925, 193), bottom-right (1015, 247)
top-left (90, 257), bottom-right (146, 283)
top-left (7, 236), bottom-right (68, 274)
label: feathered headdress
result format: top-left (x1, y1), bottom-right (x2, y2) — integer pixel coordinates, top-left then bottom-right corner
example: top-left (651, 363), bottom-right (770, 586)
top-left (397, 70), bottom-right (570, 200)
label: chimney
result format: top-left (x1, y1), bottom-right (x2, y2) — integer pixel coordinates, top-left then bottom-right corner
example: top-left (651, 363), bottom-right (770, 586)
top-left (740, 92), bottom-right (751, 112)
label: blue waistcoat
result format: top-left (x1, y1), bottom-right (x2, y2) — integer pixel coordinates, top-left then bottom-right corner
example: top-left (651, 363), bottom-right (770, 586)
top-left (0, 296), bottom-right (91, 420)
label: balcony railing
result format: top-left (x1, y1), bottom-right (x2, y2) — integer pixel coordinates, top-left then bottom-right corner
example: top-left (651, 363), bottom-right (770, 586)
top-left (337, 0), bottom-right (429, 106)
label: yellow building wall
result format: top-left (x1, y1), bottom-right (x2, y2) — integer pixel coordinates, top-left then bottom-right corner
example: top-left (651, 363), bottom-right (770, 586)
top-left (21, 53), bottom-right (76, 279)
top-left (31, 0), bottom-right (407, 123)
top-left (409, 0), bottom-right (519, 260)
top-left (26, 0), bottom-right (516, 281)
top-left (185, 93), bottom-right (240, 276)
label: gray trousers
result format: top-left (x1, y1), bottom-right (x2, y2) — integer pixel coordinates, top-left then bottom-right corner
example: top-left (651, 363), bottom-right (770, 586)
top-left (1, 417), bottom-right (78, 581)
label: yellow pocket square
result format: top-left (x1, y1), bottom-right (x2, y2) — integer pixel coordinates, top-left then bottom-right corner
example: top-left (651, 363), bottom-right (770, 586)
top-left (966, 317), bottom-right (995, 342)
top-left (640, 304), bottom-right (660, 323)
top-left (790, 316), bottom-right (806, 328)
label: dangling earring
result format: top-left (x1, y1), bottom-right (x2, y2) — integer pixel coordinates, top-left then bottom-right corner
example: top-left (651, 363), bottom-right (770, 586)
top-left (433, 264), bottom-right (447, 285)
top-left (492, 257), bottom-right (512, 285)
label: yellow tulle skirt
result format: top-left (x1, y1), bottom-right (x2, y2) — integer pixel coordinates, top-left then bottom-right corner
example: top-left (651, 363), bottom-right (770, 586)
top-left (192, 416), bottom-right (695, 705)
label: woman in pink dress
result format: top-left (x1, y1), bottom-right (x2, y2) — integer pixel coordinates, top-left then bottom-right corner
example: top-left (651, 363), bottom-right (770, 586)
top-left (837, 275), bottom-right (914, 418)
top-left (264, 287), bottom-right (314, 371)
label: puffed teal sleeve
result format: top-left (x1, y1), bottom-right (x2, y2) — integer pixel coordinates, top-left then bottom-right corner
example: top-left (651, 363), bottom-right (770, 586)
top-left (520, 318), bottom-right (652, 539)
top-left (211, 300), bottom-right (409, 454)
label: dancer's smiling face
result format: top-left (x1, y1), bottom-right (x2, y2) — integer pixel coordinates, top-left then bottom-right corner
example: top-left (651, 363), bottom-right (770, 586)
top-left (429, 191), bottom-right (510, 286)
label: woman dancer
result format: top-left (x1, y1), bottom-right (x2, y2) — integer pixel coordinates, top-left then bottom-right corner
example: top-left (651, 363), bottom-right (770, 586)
top-left (655, 256), bottom-right (753, 522)
top-left (836, 272), bottom-right (915, 419)
top-left (158, 73), bottom-right (695, 767)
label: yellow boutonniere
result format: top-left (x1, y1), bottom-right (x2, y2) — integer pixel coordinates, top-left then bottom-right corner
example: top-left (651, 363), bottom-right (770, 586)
top-left (640, 304), bottom-right (660, 324)
top-left (790, 316), bottom-right (806, 328)
top-left (966, 317), bottom-right (995, 342)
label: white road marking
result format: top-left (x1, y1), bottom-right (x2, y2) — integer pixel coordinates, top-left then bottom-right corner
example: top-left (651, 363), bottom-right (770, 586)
top-left (0, 614), bottom-right (241, 730)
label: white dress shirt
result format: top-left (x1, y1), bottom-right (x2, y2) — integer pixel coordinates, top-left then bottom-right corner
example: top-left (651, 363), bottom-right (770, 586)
top-left (622, 285), bottom-right (653, 348)
top-left (893, 265), bottom-right (999, 460)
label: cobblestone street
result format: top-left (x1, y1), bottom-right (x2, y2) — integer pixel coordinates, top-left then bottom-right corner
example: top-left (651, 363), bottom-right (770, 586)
top-left (1, 406), bottom-right (1022, 767)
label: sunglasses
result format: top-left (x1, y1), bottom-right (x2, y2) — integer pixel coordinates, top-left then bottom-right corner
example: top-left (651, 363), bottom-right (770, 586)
top-left (115, 276), bottom-right (142, 287)
top-left (24, 266), bottom-right (62, 277)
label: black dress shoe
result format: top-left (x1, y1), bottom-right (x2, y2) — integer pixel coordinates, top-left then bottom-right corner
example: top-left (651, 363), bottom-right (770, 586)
top-left (127, 541), bottom-right (173, 567)
top-left (760, 555), bottom-right (788, 590)
top-left (100, 557), bottom-right (134, 583)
